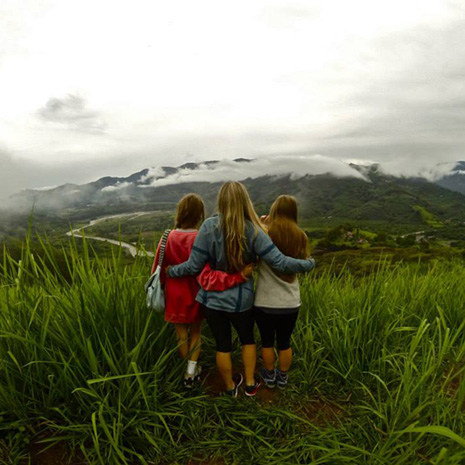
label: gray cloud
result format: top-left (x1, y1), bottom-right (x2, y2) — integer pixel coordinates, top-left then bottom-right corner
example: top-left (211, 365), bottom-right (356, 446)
top-left (0, 148), bottom-right (63, 202)
top-left (3, 1), bottom-right (465, 193)
top-left (324, 19), bottom-right (465, 162)
top-left (0, 146), bottom-right (139, 204)
top-left (0, 150), bottom-right (23, 201)
top-left (37, 94), bottom-right (106, 133)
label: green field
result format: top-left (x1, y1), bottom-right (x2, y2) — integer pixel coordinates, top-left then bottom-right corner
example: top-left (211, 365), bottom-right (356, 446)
top-left (2, 237), bottom-right (465, 464)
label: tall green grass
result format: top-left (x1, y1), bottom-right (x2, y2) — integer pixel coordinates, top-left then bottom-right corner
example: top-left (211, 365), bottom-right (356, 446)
top-left (1, 237), bottom-right (465, 464)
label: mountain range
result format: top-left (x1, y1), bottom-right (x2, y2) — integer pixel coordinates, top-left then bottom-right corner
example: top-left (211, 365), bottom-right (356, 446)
top-left (8, 159), bottom-right (465, 227)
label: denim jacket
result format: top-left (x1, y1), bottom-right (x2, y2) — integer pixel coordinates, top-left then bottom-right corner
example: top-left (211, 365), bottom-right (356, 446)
top-left (167, 216), bottom-right (316, 312)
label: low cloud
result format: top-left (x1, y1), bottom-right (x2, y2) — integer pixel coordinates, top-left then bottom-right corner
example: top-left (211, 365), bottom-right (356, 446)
top-left (139, 166), bottom-right (166, 183)
top-left (101, 182), bottom-right (131, 192)
top-left (144, 155), bottom-right (368, 188)
top-left (32, 185), bottom-right (59, 191)
top-left (37, 94), bottom-right (106, 133)
top-left (379, 159), bottom-right (458, 181)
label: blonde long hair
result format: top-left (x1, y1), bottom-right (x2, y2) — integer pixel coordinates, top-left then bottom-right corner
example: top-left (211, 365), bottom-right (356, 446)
top-left (217, 181), bottom-right (263, 272)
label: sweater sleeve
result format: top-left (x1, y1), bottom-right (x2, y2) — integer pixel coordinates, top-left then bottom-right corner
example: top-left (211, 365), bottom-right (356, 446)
top-left (167, 222), bottom-right (209, 277)
top-left (254, 228), bottom-right (316, 273)
top-left (197, 263), bottom-right (246, 291)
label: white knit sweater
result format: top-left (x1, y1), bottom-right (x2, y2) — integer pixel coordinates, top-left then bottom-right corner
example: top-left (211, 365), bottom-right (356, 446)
top-left (254, 261), bottom-right (301, 309)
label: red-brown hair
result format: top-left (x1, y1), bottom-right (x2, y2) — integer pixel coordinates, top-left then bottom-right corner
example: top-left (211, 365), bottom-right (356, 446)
top-left (175, 194), bottom-right (205, 229)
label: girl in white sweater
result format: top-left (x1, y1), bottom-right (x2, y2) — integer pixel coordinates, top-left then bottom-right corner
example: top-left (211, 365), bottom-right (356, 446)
top-left (255, 195), bottom-right (311, 389)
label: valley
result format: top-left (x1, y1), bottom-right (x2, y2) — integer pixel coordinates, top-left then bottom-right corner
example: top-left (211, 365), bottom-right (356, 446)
top-left (2, 161), bottom-right (465, 463)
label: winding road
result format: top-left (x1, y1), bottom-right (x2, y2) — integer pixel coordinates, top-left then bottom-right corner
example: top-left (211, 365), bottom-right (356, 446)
top-left (66, 212), bottom-right (155, 258)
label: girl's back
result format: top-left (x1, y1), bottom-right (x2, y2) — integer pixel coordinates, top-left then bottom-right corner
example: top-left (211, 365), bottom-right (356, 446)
top-left (254, 215), bottom-right (308, 309)
top-left (162, 230), bottom-right (203, 323)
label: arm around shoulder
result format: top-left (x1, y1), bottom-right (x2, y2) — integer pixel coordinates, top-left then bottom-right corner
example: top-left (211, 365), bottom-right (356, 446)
top-left (254, 228), bottom-right (315, 273)
top-left (167, 222), bottom-right (210, 278)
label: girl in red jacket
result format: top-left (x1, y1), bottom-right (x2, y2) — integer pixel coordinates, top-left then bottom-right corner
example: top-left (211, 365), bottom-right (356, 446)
top-left (153, 194), bottom-right (247, 388)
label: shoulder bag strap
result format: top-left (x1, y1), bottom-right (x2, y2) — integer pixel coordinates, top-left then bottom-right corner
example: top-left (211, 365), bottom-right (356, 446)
top-left (157, 229), bottom-right (171, 268)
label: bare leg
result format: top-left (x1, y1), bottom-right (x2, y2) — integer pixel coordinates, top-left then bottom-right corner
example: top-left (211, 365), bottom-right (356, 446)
top-left (174, 324), bottom-right (189, 359)
top-left (261, 347), bottom-right (276, 371)
top-left (216, 351), bottom-right (234, 390)
top-left (242, 344), bottom-right (257, 386)
top-left (188, 321), bottom-right (202, 362)
top-left (278, 347), bottom-right (293, 372)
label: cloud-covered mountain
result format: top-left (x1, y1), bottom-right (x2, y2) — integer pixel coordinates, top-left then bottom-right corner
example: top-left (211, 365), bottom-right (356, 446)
top-left (435, 161), bottom-right (465, 195)
top-left (8, 155), bottom-right (465, 226)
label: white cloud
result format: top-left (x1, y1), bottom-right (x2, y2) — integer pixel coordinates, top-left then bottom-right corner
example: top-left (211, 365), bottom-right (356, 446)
top-left (140, 166), bottom-right (165, 183)
top-left (101, 182), bottom-right (131, 192)
top-left (343, 158), bottom-right (377, 166)
top-left (145, 155), bottom-right (367, 188)
top-left (379, 159), bottom-right (458, 181)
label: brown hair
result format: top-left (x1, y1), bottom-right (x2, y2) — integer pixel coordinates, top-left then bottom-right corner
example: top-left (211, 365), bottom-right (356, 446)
top-left (267, 196), bottom-right (308, 280)
top-left (217, 181), bottom-right (264, 272)
top-left (269, 194), bottom-right (298, 223)
top-left (174, 194), bottom-right (206, 229)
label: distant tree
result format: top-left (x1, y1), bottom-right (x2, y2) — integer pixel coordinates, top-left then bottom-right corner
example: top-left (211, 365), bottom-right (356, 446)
top-left (374, 231), bottom-right (388, 244)
top-left (326, 226), bottom-right (343, 242)
top-left (397, 234), bottom-right (416, 247)
top-left (316, 237), bottom-right (331, 250)
top-left (418, 238), bottom-right (430, 252)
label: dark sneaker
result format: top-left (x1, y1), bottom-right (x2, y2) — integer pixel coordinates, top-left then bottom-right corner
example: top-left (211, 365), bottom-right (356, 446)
top-left (193, 364), bottom-right (202, 382)
top-left (225, 373), bottom-right (243, 397)
top-left (183, 376), bottom-right (194, 389)
top-left (259, 367), bottom-right (276, 388)
top-left (245, 378), bottom-right (262, 397)
top-left (276, 370), bottom-right (288, 389)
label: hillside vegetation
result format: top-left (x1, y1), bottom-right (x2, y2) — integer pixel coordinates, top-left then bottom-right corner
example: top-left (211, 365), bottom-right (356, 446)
top-left (1, 238), bottom-right (465, 463)
top-left (7, 161), bottom-right (465, 230)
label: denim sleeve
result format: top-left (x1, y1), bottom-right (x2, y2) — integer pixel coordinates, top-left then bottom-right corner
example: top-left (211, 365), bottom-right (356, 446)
top-left (167, 223), bottom-right (210, 277)
top-left (253, 228), bottom-right (316, 273)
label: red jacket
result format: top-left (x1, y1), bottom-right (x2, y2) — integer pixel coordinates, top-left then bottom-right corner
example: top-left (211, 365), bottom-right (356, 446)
top-left (152, 230), bottom-right (245, 323)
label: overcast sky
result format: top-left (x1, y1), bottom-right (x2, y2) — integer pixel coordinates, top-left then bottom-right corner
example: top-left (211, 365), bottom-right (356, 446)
top-left (1, 0), bottom-right (465, 198)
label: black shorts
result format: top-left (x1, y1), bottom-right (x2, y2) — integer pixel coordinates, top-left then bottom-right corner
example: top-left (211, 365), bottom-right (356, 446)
top-left (254, 308), bottom-right (299, 351)
top-left (203, 306), bottom-right (255, 353)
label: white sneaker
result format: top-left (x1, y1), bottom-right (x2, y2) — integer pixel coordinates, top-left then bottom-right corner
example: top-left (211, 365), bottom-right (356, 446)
top-left (183, 364), bottom-right (202, 389)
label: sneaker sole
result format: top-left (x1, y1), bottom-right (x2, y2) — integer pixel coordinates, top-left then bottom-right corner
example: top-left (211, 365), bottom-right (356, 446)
top-left (234, 374), bottom-right (244, 389)
top-left (244, 381), bottom-right (262, 397)
top-left (259, 374), bottom-right (276, 388)
top-left (225, 374), bottom-right (243, 397)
